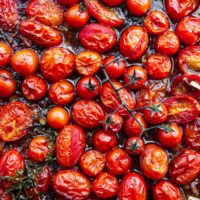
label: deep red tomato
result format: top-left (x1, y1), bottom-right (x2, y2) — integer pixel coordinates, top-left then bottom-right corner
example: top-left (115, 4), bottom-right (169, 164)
top-left (169, 148), bottom-right (200, 185)
top-left (79, 23), bottom-right (117, 53)
top-left (92, 130), bottom-right (118, 153)
top-left (0, 189), bottom-right (13, 200)
top-left (119, 26), bottom-right (149, 60)
top-left (118, 172), bottom-right (147, 200)
top-left (58, 0), bottom-right (78, 6)
top-left (55, 125), bottom-right (86, 167)
top-left (41, 47), bottom-right (75, 82)
top-left (144, 10), bottom-right (169, 35)
top-left (75, 50), bottom-right (102, 76)
top-left (140, 144), bottom-right (168, 180)
top-left (0, 42), bottom-right (12, 67)
top-left (125, 137), bottom-right (144, 155)
top-left (106, 148), bottom-right (131, 175)
top-left (49, 80), bottom-right (75, 106)
top-left (92, 172), bottom-right (119, 199)
top-left (0, 69), bottom-right (16, 98)
top-left (53, 170), bottom-right (91, 200)
top-left (72, 100), bottom-right (105, 128)
top-left (102, 0), bottom-right (123, 6)
top-left (0, 102), bottom-right (33, 142)
top-left (153, 180), bottom-right (184, 200)
top-left (80, 150), bottom-right (105, 177)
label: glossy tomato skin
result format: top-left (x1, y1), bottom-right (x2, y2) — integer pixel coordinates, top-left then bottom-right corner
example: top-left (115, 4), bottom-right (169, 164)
top-left (119, 26), bottom-right (149, 60)
top-left (80, 150), bottom-right (105, 177)
top-left (56, 125), bottom-right (86, 167)
top-left (140, 144), bottom-right (168, 180)
top-left (169, 148), bottom-right (200, 185)
top-left (92, 172), bottom-right (119, 199)
top-left (102, 0), bottom-right (123, 6)
top-left (58, 0), bottom-right (78, 6)
top-left (79, 23), bottom-right (117, 53)
top-left (0, 42), bottom-right (12, 67)
top-left (41, 47), bottom-right (75, 82)
top-left (125, 137), bottom-right (144, 155)
top-left (72, 100), bottom-right (105, 128)
top-left (53, 170), bottom-right (91, 200)
top-left (118, 172), bottom-right (147, 200)
top-left (0, 102), bottom-right (33, 142)
top-left (153, 180), bottom-right (184, 200)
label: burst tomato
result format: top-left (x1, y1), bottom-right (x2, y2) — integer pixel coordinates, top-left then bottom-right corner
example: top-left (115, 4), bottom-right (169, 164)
top-left (102, 0), bottom-right (123, 6)
top-left (125, 137), bottom-right (144, 155)
top-left (0, 42), bottom-right (12, 67)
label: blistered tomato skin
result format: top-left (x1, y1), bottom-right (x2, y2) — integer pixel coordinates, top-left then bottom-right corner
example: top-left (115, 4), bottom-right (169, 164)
top-left (169, 148), bottom-right (200, 185)
top-left (0, 42), bottom-right (12, 67)
top-left (53, 170), bottom-right (91, 200)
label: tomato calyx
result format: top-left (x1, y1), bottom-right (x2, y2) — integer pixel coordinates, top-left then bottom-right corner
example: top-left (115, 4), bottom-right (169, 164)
top-left (124, 70), bottom-right (143, 87)
top-left (83, 78), bottom-right (100, 91)
top-left (101, 114), bottom-right (115, 131)
top-left (125, 139), bottom-right (140, 155)
top-left (159, 123), bottom-right (175, 132)
top-left (145, 103), bottom-right (162, 116)
top-left (79, 1), bottom-right (88, 12)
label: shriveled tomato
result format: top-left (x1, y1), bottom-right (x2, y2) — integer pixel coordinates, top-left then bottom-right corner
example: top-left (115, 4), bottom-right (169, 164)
top-left (79, 23), bottom-right (117, 53)
top-left (19, 19), bottom-right (62, 47)
top-left (119, 26), bottom-right (149, 60)
top-left (125, 137), bottom-right (144, 155)
top-left (140, 144), bottom-right (168, 180)
top-left (58, 0), bottom-right (78, 6)
top-left (169, 148), bottom-right (200, 185)
top-left (72, 100), bottom-right (105, 128)
top-left (53, 170), bottom-right (91, 200)
top-left (56, 125), bottom-right (86, 167)
top-left (0, 42), bottom-right (12, 67)
top-left (0, 102), bottom-right (33, 142)
top-left (92, 172), bottom-right (119, 199)
top-left (118, 172), bottom-right (147, 200)
top-left (164, 95), bottom-right (200, 124)
top-left (41, 47), bottom-right (75, 82)
top-left (102, 0), bottom-right (123, 6)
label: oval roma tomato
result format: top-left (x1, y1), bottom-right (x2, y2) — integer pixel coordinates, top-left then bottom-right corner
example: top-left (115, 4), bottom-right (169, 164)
top-left (140, 144), bottom-right (168, 180)
top-left (92, 172), bottom-right (119, 199)
top-left (72, 100), bottom-right (105, 128)
top-left (19, 19), bottom-right (62, 47)
top-left (79, 23), bottom-right (117, 53)
top-left (119, 26), bottom-right (149, 60)
top-left (58, 0), bottom-right (78, 6)
top-left (55, 125), bottom-right (86, 167)
top-left (164, 95), bottom-right (200, 124)
top-left (176, 16), bottom-right (200, 46)
top-left (41, 47), bottom-right (75, 82)
top-left (26, 0), bottom-right (64, 26)
top-left (0, 102), bottom-right (33, 142)
top-left (86, 0), bottom-right (124, 27)
top-left (0, 42), bottom-right (12, 67)
top-left (153, 180), bottom-right (184, 200)
top-left (169, 148), bottom-right (200, 185)
top-left (118, 172), bottom-right (147, 200)
top-left (100, 81), bottom-right (135, 117)
top-left (53, 170), bottom-right (91, 200)
top-left (125, 137), bottom-right (144, 155)
top-left (102, 0), bottom-right (123, 6)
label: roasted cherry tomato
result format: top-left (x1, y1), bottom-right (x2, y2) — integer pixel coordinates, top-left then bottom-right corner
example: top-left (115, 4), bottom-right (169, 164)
top-left (92, 172), bottom-right (119, 199)
top-left (102, 0), bottom-right (123, 6)
top-left (53, 170), bottom-right (91, 200)
top-left (0, 42), bottom-right (12, 67)
top-left (119, 26), bottom-right (149, 60)
top-left (58, 0), bottom-right (78, 6)
top-left (140, 144), bottom-right (168, 180)
top-left (55, 125), bottom-right (86, 167)
top-left (125, 137), bottom-right (144, 155)
top-left (0, 189), bottom-right (13, 200)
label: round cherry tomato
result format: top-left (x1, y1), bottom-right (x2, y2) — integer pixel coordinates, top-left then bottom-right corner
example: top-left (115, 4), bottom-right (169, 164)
top-left (53, 170), bottom-right (91, 200)
top-left (79, 23), bottom-right (117, 53)
top-left (0, 42), bottom-right (12, 67)
top-left (106, 148), bottom-right (131, 175)
top-left (125, 137), bottom-right (144, 155)
top-left (140, 144), bottom-right (168, 180)
top-left (92, 172), bottom-right (119, 199)
top-left (41, 47), bottom-right (75, 82)
top-left (47, 107), bottom-right (70, 129)
top-left (169, 148), bottom-right (200, 185)
top-left (55, 125), bottom-right (86, 167)
top-left (144, 10), bottom-right (169, 35)
top-left (72, 100), bottom-right (105, 128)
top-left (118, 172), bottom-right (147, 200)
top-left (22, 75), bottom-right (47, 101)
top-left (119, 26), bottom-right (149, 60)
top-left (102, 0), bottom-right (123, 6)
top-left (0, 102), bottom-right (33, 142)
top-left (80, 150), bottom-right (105, 177)
top-left (11, 49), bottom-right (39, 77)
top-left (58, 0), bottom-right (78, 6)
top-left (49, 80), bottom-right (75, 106)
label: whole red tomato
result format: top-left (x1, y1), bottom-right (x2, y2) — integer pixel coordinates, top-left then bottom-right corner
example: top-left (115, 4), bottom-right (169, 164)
top-left (102, 0), bottom-right (123, 6)
top-left (125, 137), bottom-right (144, 155)
top-left (0, 42), bottom-right (12, 67)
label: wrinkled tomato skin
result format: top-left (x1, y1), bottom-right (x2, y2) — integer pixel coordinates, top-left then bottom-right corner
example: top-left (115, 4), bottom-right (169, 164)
top-left (118, 172), bottom-right (147, 200)
top-left (58, 0), bottom-right (78, 6)
top-left (92, 172), bottom-right (119, 199)
top-left (0, 42), bottom-right (12, 67)
top-left (140, 144), bottom-right (168, 180)
top-left (53, 170), bottom-right (91, 200)
top-left (102, 0), bottom-right (123, 6)
top-left (55, 125), bottom-right (86, 167)
top-left (169, 148), bottom-right (200, 185)
top-left (0, 102), bottom-right (33, 142)
top-left (79, 23), bottom-right (117, 53)
top-left (125, 137), bottom-right (144, 155)
top-left (119, 26), bottom-right (149, 60)
top-left (153, 180), bottom-right (184, 200)
top-left (19, 19), bottom-right (62, 47)
top-left (72, 100), bottom-right (105, 128)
